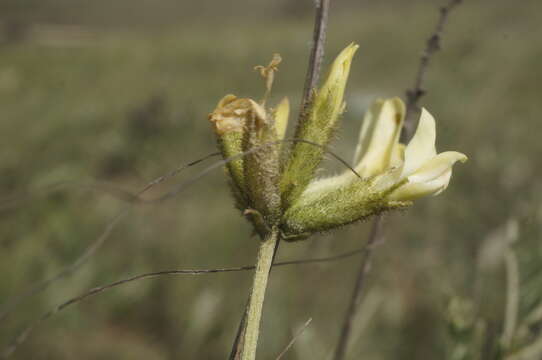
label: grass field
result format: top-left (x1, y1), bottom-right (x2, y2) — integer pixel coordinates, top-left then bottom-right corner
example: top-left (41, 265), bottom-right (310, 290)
top-left (1, 1), bottom-right (541, 359)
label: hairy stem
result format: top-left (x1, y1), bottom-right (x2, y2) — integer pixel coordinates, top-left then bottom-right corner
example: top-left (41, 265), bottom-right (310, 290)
top-left (241, 228), bottom-right (280, 360)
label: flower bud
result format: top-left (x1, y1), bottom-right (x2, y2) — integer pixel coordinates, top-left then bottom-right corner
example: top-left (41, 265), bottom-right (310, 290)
top-left (209, 94), bottom-right (252, 207)
top-left (280, 43), bottom-right (359, 209)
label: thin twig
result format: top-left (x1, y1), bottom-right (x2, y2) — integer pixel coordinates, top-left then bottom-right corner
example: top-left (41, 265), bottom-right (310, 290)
top-left (2, 138), bottom-right (360, 211)
top-left (332, 1), bottom-right (464, 359)
top-left (0, 152), bottom-right (220, 323)
top-left (2, 246), bottom-right (365, 358)
top-left (332, 216), bottom-right (384, 360)
top-left (275, 318), bottom-right (313, 360)
top-left (300, 0), bottom-right (330, 112)
top-left (0, 153), bottom-right (221, 211)
top-left (158, 139), bottom-right (362, 205)
top-left (403, 0), bottom-right (464, 139)
top-left (1, 139), bottom-right (359, 326)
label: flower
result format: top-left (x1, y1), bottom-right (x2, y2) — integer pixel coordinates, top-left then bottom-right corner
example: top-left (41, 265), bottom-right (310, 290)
top-left (281, 97), bottom-right (467, 237)
top-left (209, 43), bottom-right (467, 240)
top-left (350, 98), bottom-right (468, 201)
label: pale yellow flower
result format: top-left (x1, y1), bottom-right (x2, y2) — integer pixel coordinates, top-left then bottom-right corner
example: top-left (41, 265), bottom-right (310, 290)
top-left (358, 99), bottom-right (468, 201)
top-left (300, 97), bottom-right (467, 203)
top-left (209, 43), bottom-right (467, 238)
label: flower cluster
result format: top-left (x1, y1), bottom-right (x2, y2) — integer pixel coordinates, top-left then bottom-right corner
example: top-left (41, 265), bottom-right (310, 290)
top-left (209, 44), bottom-right (467, 240)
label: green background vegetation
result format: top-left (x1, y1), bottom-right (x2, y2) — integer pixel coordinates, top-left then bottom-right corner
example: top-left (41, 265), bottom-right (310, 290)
top-left (1, 0), bottom-right (541, 358)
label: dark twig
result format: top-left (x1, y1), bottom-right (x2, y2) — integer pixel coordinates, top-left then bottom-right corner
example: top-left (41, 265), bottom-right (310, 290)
top-left (300, 0), bottom-right (330, 113)
top-left (403, 0), bottom-right (464, 139)
top-left (275, 318), bottom-right (313, 360)
top-left (333, 1), bottom-right (464, 359)
top-left (332, 216), bottom-right (384, 360)
top-left (2, 246), bottom-right (365, 358)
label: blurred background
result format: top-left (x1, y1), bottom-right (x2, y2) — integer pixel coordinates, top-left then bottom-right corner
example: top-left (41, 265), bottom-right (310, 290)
top-left (1, 0), bottom-right (541, 359)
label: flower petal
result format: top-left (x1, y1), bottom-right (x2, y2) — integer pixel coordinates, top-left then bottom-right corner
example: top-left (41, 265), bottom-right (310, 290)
top-left (389, 169), bottom-right (452, 201)
top-left (390, 143), bottom-right (405, 169)
top-left (354, 97), bottom-right (405, 178)
top-left (274, 97), bottom-right (290, 140)
top-left (389, 151), bottom-right (467, 201)
top-left (353, 99), bottom-right (384, 165)
top-left (371, 143), bottom-right (406, 192)
top-left (408, 151), bottom-right (467, 183)
top-left (402, 108), bottom-right (437, 177)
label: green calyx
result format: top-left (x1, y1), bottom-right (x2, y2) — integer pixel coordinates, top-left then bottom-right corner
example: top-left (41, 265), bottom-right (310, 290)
top-left (242, 100), bottom-right (282, 226)
top-left (280, 177), bottom-right (411, 238)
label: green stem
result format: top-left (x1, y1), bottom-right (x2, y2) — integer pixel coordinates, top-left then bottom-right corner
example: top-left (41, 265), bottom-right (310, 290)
top-left (241, 228), bottom-right (279, 360)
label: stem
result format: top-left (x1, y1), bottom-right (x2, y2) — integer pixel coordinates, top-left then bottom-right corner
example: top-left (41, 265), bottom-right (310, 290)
top-left (240, 228), bottom-right (280, 360)
top-left (229, 0), bottom-right (331, 356)
top-left (333, 216), bottom-right (383, 360)
top-left (300, 0), bottom-right (330, 113)
top-left (402, 0), bottom-right (464, 141)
